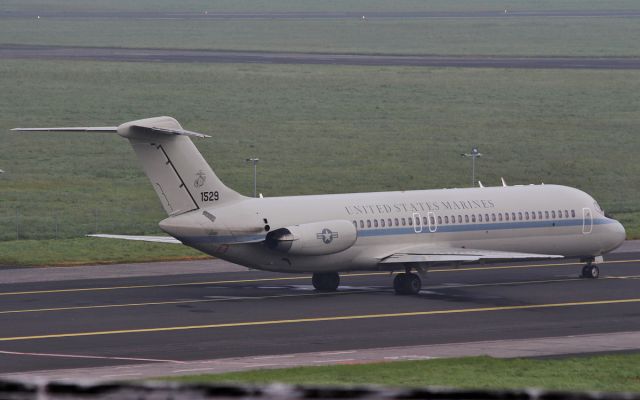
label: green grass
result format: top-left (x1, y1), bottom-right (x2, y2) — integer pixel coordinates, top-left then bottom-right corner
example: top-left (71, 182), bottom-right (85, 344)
top-left (0, 238), bottom-right (208, 267)
top-left (170, 354), bottom-right (640, 392)
top-left (1, 60), bottom-right (639, 244)
top-left (2, 17), bottom-right (639, 56)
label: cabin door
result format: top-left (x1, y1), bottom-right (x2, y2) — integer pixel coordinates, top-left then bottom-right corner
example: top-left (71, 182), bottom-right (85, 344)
top-left (413, 213), bottom-right (423, 233)
top-left (582, 208), bottom-right (593, 234)
top-left (427, 211), bottom-right (438, 233)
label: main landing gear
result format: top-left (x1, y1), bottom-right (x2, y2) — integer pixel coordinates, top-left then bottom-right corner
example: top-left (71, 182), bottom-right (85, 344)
top-left (393, 267), bottom-right (425, 295)
top-left (312, 272), bottom-right (340, 291)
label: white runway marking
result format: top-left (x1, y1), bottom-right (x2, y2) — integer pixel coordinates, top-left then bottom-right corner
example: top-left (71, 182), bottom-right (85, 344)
top-left (0, 350), bottom-right (185, 364)
top-left (318, 351), bottom-right (357, 356)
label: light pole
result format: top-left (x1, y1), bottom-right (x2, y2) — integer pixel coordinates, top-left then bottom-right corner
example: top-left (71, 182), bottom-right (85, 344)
top-left (461, 147), bottom-right (482, 187)
top-left (245, 158), bottom-right (259, 197)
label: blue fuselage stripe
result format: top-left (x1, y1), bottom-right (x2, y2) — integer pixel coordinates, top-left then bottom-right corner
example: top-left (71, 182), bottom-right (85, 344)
top-left (179, 218), bottom-right (612, 244)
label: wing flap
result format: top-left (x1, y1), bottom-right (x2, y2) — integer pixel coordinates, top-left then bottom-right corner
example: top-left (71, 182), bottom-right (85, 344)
top-left (381, 246), bottom-right (563, 264)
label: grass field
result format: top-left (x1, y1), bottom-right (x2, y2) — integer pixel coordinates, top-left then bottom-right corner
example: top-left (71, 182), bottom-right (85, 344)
top-left (1, 0), bottom-right (639, 264)
top-left (171, 354), bottom-right (640, 392)
top-left (0, 238), bottom-right (208, 267)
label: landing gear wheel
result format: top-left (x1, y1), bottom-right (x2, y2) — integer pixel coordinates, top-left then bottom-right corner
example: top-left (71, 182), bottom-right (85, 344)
top-left (312, 272), bottom-right (340, 291)
top-left (393, 273), bottom-right (422, 295)
top-left (581, 264), bottom-right (599, 279)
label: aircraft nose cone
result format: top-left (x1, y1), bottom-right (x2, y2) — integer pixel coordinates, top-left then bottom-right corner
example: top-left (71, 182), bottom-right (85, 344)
top-left (607, 220), bottom-right (626, 252)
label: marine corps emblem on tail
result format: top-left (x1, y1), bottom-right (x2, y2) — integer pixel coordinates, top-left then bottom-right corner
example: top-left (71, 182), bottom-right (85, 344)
top-left (194, 170), bottom-right (206, 188)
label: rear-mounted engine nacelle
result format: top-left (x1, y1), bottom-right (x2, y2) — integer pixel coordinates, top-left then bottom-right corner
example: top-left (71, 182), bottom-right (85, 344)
top-left (265, 220), bottom-right (357, 256)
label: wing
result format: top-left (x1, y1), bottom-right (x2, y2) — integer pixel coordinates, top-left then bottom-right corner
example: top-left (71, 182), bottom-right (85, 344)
top-left (88, 234), bottom-right (182, 244)
top-left (380, 245), bottom-right (563, 264)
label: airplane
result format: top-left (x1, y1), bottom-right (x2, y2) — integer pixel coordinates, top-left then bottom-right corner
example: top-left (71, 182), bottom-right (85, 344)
top-left (13, 116), bottom-right (626, 295)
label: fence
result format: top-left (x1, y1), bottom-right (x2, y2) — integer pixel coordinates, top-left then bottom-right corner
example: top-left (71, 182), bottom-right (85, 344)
top-left (0, 207), bottom-right (165, 241)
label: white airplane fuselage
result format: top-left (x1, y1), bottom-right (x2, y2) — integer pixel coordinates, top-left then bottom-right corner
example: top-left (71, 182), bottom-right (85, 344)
top-left (160, 184), bottom-right (625, 273)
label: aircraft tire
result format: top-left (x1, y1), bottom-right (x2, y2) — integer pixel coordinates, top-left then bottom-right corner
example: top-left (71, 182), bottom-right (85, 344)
top-left (312, 272), bottom-right (340, 291)
top-left (581, 264), bottom-right (599, 279)
top-left (393, 273), bottom-right (407, 295)
top-left (393, 273), bottom-right (421, 295)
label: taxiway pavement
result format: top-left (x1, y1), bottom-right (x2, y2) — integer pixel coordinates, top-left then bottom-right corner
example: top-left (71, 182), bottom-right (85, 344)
top-left (0, 247), bottom-right (639, 379)
top-left (3, 44), bottom-right (640, 69)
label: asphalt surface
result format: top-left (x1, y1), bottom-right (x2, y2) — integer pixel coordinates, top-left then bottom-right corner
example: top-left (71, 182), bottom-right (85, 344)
top-left (0, 250), bottom-right (639, 378)
top-left (2, 10), bottom-right (640, 20)
top-left (3, 44), bottom-right (640, 69)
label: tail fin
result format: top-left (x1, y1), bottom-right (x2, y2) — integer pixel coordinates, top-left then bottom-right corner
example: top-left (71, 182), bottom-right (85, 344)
top-left (13, 116), bottom-right (246, 215)
top-left (117, 117), bottom-right (245, 215)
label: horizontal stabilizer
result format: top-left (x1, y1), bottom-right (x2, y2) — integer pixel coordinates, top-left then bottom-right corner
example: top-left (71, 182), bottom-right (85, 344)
top-left (135, 125), bottom-right (210, 138)
top-left (12, 127), bottom-right (117, 132)
top-left (381, 246), bottom-right (563, 264)
top-left (12, 121), bottom-right (210, 138)
top-left (88, 234), bottom-right (182, 244)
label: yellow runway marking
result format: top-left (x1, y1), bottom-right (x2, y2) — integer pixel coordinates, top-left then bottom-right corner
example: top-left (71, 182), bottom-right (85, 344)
top-left (2, 274), bottom-right (639, 316)
top-left (0, 290), bottom-right (368, 315)
top-left (0, 259), bottom-right (638, 297)
top-left (0, 297), bottom-right (638, 342)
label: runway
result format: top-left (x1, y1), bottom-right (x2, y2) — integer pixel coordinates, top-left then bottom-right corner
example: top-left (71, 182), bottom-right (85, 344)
top-left (3, 45), bottom-right (640, 69)
top-left (1, 248), bottom-right (640, 379)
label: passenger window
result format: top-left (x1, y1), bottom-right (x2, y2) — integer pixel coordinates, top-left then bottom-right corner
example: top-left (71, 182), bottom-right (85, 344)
top-left (545, 211), bottom-right (549, 219)
top-left (565, 210), bottom-right (569, 218)
top-left (558, 210), bottom-right (563, 218)
top-left (525, 212), bottom-right (529, 220)
top-left (360, 220), bottom-right (364, 228)
top-left (485, 214), bottom-right (489, 222)
top-left (452, 215), bottom-right (457, 223)
top-left (538, 211), bottom-right (542, 219)
top-left (444, 216), bottom-right (449, 224)
top-left (518, 212), bottom-right (523, 220)
top-left (388, 218), bottom-right (392, 226)
top-left (374, 219), bottom-right (379, 228)
top-left (498, 213), bottom-right (503, 222)
top-left (416, 216), bottom-right (421, 226)
top-left (471, 215), bottom-right (476, 223)
top-left (465, 215), bottom-right (469, 223)
top-left (408, 217), bottom-right (413, 226)
top-left (430, 216), bottom-right (436, 225)
top-left (512, 212), bottom-right (516, 221)
top-left (478, 214), bottom-right (483, 222)
top-left (551, 210), bottom-right (556, 218)
top-left (505, 213), bottom-right (510, 221)
top-left (571, 210), bottom-right (576, 218)
top-left (437, 216), bottom-right (442, 224)
top-left (381, 219), bottom-right (385, 227)
top-left (531, 212), bottom-right (536, 220)
top-left (401, 218), bottom-right (406, 226)
top-left (423, 216), bottom-right (428, 225)
top-left (394, 218), bottom-right (399, 226)
top-left (367, 220), bottom-right (372, 228)
top-left (492, 213), bottom-right (496, 222)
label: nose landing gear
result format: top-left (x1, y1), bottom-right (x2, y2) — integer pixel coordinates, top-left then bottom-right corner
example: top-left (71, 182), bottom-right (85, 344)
top-left (581, 256), bottom-right (602, 279)
top-left (581, 263), bottom-right (600, 279)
